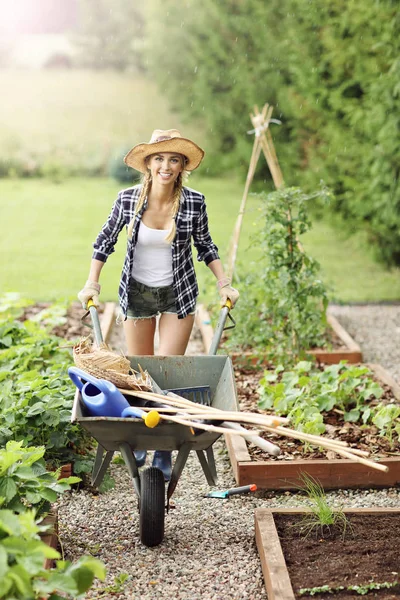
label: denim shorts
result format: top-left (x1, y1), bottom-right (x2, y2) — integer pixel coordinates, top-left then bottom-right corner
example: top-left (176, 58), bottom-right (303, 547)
top-left (126, 278), bottom-right (178, 319)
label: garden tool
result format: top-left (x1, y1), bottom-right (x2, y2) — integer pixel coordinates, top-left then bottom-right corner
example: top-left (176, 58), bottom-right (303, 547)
top-left (68, 367), bottom-right (160, 427)
top-left (204, 484), bottom-right (257, 499)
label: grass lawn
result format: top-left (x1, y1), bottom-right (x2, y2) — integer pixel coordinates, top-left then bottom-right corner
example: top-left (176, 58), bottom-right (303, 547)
top-left (0, 69), bottom-right (205, 173)
top-left (1, 176), bottom-right (400, 306)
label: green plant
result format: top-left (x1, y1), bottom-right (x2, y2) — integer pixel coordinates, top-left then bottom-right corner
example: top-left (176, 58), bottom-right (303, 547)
top-left (0, 508), bottom-right (105, 599)
top-left (0, 441), bottom-right (80, 517)
top-left (298, 580), bottom-right (399, 596)
top-left (146, 0), bottom-right (400, 266)
top-left (295, 473), bottom-right (349, 538)
top-left (108, 147), bottom-right (141, 183)
top-left (227, 185), bottom-right (331, 365)
top-left (372, 403), bottom-right (400, 448)
top-left (0, 306), bottom-right (95, 474)
top-left (257, 360), bottom-right (385, 437)
top-left (97, 572), bottom-right (130, 597)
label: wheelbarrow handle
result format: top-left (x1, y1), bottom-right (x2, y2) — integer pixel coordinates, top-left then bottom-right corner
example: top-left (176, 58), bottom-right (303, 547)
top-left (81, 299), bottom-right (104, 347)
top-left (208, 299), bottom-right (236, 356)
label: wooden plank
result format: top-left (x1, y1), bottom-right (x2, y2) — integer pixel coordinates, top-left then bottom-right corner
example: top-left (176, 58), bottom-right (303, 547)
top-left (310, 348), bottom-right (362, 364)
top-left (255, 508), bottom-right (400, 599)
top-left (234, 457), bottom-right (400, 489)
top-left (225, 433), bottom-right (249, 483)
top-left (40, 510), bottom-right (58, 570)
top-left (326, 313), bottom-right (361, 352)
top-left (368, 363), bottom-right (400, 400)
top-left (101, 302), bottom-right (116, 343)
top-left (255, 509), bottom-right (295, 600)
top-left (195, 304), bottom-right (214, 354)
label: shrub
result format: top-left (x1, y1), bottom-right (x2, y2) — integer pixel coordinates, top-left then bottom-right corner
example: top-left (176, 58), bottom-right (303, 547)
top-left (108, 147), bottom-right (142, 183)
top-left (226, 185), bottom-right (331, 365)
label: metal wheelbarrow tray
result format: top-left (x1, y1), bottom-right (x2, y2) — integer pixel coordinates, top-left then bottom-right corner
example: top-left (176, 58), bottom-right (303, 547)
top-left (71, 352), bottom-right (238, 546)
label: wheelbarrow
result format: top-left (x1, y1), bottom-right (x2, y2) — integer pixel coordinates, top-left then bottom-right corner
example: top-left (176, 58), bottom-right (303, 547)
top-left (71, 303), bottom-right (237, 547)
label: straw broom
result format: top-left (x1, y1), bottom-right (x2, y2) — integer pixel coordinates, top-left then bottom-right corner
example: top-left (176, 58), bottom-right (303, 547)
top-left (73, 302), bottom-right (152, 391)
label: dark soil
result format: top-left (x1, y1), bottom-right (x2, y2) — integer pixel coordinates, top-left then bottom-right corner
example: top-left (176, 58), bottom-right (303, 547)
top-left (19, 301), bottom-right (104, 342)
top-left (52, 302), bottom-right (104, 341)
top-left (235, 367), bottom-right (400, 461)
top-left (274, 512), bottom-right (400, 599)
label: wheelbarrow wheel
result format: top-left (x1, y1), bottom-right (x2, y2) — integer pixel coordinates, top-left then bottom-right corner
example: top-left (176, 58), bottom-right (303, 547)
top-left (139, 467), bottom-right (165, 547)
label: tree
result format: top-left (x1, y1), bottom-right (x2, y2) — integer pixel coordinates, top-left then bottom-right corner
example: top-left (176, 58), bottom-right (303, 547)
top-left (72, 0), bottom-right (145, 71)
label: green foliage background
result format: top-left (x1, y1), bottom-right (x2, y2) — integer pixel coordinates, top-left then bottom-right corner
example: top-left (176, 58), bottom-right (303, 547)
top-left (144, 0), bottom-right (400, 265)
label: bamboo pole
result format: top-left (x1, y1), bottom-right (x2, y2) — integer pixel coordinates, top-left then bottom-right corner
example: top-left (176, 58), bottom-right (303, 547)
top-left (119, 388), bottom-right (288, 426)
top-left (226, 135), bottom-right (262, 279)
top-left (119, 388), bottom-right (385, 469)
top-left (261, 425), bottom-right (387, 472)
top-left (226, 102), bottom-right (284, 279)
top-left (153, 412), bottom-right (260, 438)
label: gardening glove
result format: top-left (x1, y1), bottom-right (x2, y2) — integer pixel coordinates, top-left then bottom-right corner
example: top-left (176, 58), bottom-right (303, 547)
top-left (77, 280), bottom-right (101, 309)
top-left (217, 277), bottom-right (239, 308)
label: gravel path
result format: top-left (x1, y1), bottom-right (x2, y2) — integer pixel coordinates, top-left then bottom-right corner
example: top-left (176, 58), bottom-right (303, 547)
top-left (328, 304), bottom-right (400, 384)
top-left (58, 305), bottom-right (400, 599)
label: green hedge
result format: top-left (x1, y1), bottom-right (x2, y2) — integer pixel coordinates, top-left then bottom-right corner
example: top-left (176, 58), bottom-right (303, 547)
top-left (145, 0), bottom-right (400, 265)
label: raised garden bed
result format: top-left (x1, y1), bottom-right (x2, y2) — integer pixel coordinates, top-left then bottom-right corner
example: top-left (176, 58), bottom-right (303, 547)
top-left (255, 507), bottom-right (400, 600)
top-left (195, 305), bottom-right (363, 365)
top-left (225, 363), bottom-right (400, 490)
top-left (40, 510), bottom-right (59, 570)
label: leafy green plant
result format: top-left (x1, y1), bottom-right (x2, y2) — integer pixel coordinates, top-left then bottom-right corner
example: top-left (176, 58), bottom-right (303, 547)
top-left (0, 508), bottom-right (105, 599)
top-left (299, 580), bottom-right (399, 596)
top-left (295, 473), bottom-right (349, 538)
top-left (257, 361), bottom-right (385, 437)
top-left (227, 186), bottom-right (331, 366)
top-left (97, 572), bottom-right (130, 597)
top-left (0, 441), bottom-right (80, 517)
top-left (372, 403), bottom-right (400, 448)
top-left (0, 304), bottom-right (94, 474)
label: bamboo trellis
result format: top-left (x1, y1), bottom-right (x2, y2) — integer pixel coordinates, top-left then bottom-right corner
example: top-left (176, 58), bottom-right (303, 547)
top-left (227, 103), bottom-right (284, 280)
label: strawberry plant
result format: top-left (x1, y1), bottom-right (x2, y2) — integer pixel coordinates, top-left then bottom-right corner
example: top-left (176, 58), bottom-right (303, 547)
top-left (257, 361), bottom-right (395, 442)
top-left (372, 404), bottom-right (400, 448)
top-left (0, 509), bottom-right (105, 599)
top-left (0, 302), bottom-right (94, 474)
top-left (0, 441), bottom-right (80, 516)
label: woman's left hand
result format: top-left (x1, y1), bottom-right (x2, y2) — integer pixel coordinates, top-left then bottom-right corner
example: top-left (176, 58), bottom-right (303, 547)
top-left (217, 278), bottom-right (240, 307)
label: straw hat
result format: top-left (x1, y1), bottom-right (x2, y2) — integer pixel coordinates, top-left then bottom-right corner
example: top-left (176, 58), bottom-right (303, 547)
top-left (124, 129), bottom-right (205, 173)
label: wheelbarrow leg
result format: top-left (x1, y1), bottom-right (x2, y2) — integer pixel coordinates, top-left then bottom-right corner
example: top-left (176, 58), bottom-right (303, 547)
top-left (166, 443), bottom-right (191, 509)
top-left (91, 445), bottom-right (114, 488)
top-left (196, 447), bottom-right (218, 486)
top-left (119, 442), bottom-right (141, 500)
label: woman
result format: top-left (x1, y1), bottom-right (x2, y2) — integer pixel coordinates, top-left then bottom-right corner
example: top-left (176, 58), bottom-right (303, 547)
top-left (78, 129), bottom-right (239, 479)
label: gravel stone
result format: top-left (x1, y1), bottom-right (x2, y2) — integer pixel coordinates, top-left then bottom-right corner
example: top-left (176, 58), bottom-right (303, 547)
top-left (329, 304), bottom-right (400, 384)
top-left (58, 305), bottom-right (400, 598)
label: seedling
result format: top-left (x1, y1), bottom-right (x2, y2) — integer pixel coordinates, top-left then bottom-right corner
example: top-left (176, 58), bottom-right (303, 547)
top-left (295, 473), bottom-right (350, 538)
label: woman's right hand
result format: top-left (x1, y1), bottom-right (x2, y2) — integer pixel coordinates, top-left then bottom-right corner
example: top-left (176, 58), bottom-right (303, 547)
top-left (77, 280), bottom-right (101, 309)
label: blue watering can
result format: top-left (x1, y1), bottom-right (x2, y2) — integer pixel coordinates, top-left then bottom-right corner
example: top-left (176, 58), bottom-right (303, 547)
top-left (68, 367), bottom-right (160, 427)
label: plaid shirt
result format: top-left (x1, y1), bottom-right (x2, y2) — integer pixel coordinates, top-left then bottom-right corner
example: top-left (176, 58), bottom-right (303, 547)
top-left (92, 184), bottom-right (220, 319)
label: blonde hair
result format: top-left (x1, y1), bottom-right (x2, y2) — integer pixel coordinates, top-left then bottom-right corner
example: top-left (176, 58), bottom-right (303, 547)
top-left (127, 155), bottom-right (187, 242)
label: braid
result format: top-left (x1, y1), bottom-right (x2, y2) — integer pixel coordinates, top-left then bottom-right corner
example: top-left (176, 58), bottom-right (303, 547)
top-left (127, 171), bottom-right (152, 239)
top-left (165, 171), bottom-right (184, 243)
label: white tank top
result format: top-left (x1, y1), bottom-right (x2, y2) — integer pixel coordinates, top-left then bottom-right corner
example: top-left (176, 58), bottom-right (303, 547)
top-left (131, 221), bottom-right (173, 286)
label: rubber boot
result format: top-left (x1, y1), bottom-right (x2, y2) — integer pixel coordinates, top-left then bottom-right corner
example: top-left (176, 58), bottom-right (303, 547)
top-left (152, 451), bottom-right (172, 482)
top-left (133, 450), bottom-right (147, 468)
